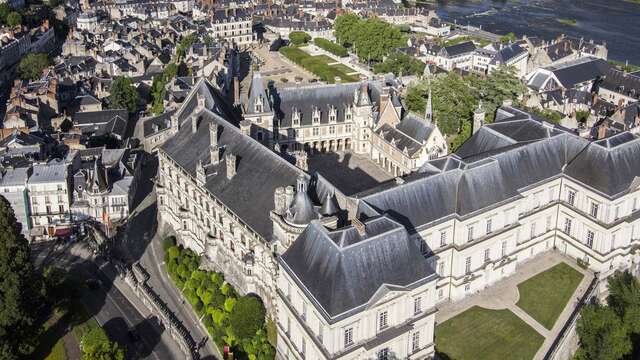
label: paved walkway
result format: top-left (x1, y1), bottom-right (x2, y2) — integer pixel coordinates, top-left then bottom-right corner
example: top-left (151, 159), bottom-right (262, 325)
top-left (436, 251), bottom-right (593, 360)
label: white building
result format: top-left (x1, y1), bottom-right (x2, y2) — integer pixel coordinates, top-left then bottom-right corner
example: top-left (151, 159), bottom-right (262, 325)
top-left (0, 166), bottom-right (31, 237)
top-left (27, 160), bottom-right (72, 239)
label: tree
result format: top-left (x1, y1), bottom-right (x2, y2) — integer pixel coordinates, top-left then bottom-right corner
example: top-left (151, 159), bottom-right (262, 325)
top-left (334, 13), bottom-right (360, 47)
top-left (373, 52), bottom-right (425, 76)
top-left (5, 12), bottom-right (21, 27)
top-left (109, 76), bottom-right (140, 113)
top-left (575, 304), bottom-right (631, 360)
top-left (289, 31), bottom-right (311, 46)
top-left (500, 32), bottom-right (517, 44)
top-left (229, 296), bottom-right (266, 340)
top-left (81, 327), bottom-right (125, 360)
top-left (18, 53), bottom-right (50, 81)
top-left (0, 196), bottom-right (41, 359)
top-left (0, 4), bottom-right (10, 24)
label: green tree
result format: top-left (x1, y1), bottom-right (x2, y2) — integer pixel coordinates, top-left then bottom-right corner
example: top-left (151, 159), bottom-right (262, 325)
top-left (334, 13), bottom-right (360, 47)
top-left (5, 11), bottom-right (21, 27)
top-left (0, 4), bottom-right (10, 23)
top-left (18, 53), bottom-right (50, 81)
top-left (80, 327), bottom-right (125, 360)
top-left (373, 52), bottom-right (425, 76)
top-left (229, 296), bottom-right (266, 340)
top-left (355, 18), bottom-right (405, 62)
top-left (500, 32), bottom-right (517, 43)
top-left (575, 304), bottom-right (631, 360)
top-left (289, 31), bottom-right (311, 46)
top-left (0, 196), bottom-right (41, 359)
top-left (109, 76), bottom-right (140, 113)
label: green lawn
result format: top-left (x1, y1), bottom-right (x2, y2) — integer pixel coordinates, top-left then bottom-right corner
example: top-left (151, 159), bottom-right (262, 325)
top-left (436, 306), bottom-right (544, 360)
top-left (279, 46), bottom-right (358, 83)
top-left (44, 340), bottom-right (67, 360)
top-left (516, 262), bottom-right (584, 330)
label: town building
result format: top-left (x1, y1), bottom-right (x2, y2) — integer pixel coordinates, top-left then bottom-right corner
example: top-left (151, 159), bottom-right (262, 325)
top-left (27, 160), bottom-right (72, 239)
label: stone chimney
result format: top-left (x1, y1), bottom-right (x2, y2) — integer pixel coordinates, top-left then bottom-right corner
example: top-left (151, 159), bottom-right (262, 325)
top-left (284, 186), bottom-right (295, 209)
top-left (196, 92), bottom-right (205, 111)
top-left (226, 153), bottom-right (237, 179)
top-left (379, 86), bottom-right (390, 112)
top-left (240, 119), bottom-right (251, 136)
top-left (295, 151), bottom-right (308, 171)
top-left (209, 123), bottom-right (219, 165)
top-left (191, 114), bottom-right (199, 134)
top-left (274, 187), bottom-right (286, 215)
top-left (233, 76), bottom-right (240, 105)
top-left (196, 160), bottom-right (206, 186)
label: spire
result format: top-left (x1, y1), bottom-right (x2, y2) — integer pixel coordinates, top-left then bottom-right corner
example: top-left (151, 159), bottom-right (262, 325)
top-left (425, 88), bottom-right (433, 124)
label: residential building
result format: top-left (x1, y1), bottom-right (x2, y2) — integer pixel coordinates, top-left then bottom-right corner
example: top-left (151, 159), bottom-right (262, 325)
top-left (27, 160), bottom-right (72, 239)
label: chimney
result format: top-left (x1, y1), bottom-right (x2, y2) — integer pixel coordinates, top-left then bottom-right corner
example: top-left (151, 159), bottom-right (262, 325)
top-left (233, 76), bottom-right (240, 105)
top-left (295, 151), bottom-right (308, 171)
top-left (597, 124), bottom-right (607, 140)
top-left (274, 187), bottom-right (286, 215)
top-left (240, 119), bottom-right (251, 136)
top-left (196, 92), bottom-right (206, 111)
top-left (191, 114), bottom-right (199, 133)
top-left (379, 86), bottom-right (390, 111)
top-left (225, 153), bottom-right (237, 179)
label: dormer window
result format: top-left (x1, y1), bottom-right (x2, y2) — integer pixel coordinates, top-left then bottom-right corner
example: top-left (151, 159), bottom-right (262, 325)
top-left (255, 96), bottom-right (263, 113)
top-left (345, 107), bottom-right (352, 121)
top-left (292, 108), bottom-right (300, 127)
top-left (312, 107), bottom-right (320, 125)
top-left (329, 107), bottom-right (337, 123)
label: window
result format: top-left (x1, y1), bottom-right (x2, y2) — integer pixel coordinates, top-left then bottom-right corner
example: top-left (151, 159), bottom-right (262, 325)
top-left (312, 127), bottom-right (319, 136)
top-left (378, 311), bottom-right (388, 330)
top-left (440, 231), bottom-right (447, 247)
top-left (546, 215), bottom-right (553, 232)
top-left (586, 230), bottom-right (594, 248)
top-left (611, 234), bottom-right (617, 251)
top-left (329, 125), bottom-right (335, 134)
top-left (501, 241), bottom-right (507, 257)
top-left (564, 218), bottom-right (572, 235)
top-left (414, 297), bottom-right (422, 315)
top-left (614, 206), bottom-right (620, 220)
top-left (530, 222), bottom-right (537, 239)
top-left (412, 331), bottom-right (421, 352)
top-left (438, 288), bottom-right (443, 299)
top-left (377, 348), bottom-right (389, 360)
top-left (318, 324), bottom-right (324, 343)
top-left (465, 256), bottom-right (471, 274)
top-left (301, 338), bottom-right (306, 356)
top-left (486, 219), bottom-right (492, 234)
top-left (438, 262), bottom-right (445, 275)
top-left (567, 190), bottom-right (576, 206)
top-left (344, 327), bottom-right (353, 347)
top-left (345, 124), bottom-right (352, 133)
top-left (633, 198), bottom-right (638, 211)
top-left (467, 225), bottom-right (474, 242)
top-left (286, 317), bottom-right (291, 335)
top-left (590, 202), bottom-right (599, 218)
top-left (301, 302), bottom-right (307, 320)
top-left (484, 248), bottom-right (490, 263)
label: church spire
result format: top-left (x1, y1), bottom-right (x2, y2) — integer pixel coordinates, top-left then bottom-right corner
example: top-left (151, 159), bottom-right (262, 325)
top-left (425, 88), bottom-right (433, 125)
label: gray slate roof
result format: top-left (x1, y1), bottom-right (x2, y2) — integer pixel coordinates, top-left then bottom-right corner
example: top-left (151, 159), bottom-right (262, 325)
top-left (280, 216), bottom-right (435, 321)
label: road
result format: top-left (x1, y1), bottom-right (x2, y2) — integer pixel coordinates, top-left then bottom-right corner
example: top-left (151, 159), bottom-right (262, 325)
top-left (32, 241), bottom-right (184, 359)
top-left (117, 155), bottom-right (220, 360)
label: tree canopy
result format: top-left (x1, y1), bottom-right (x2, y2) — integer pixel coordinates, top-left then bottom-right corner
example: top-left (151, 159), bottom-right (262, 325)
top-left (18, 53), bottom-right (50, 81)
top-left (289, 31), bottom-right (311, 46)
top-left (576, 271), bottom-right (640, 360)
top-left (229, 296), bottom-right (266, 340)
top-left (109, 76), bottom-right (140, 113)
top-left (0, 196), bottom-right (41, 359)
top-left (405, 66), bottom-right (526, 151)
top-left (334, 13), bottom-right (405, 62)
top-left (80, 327), bottom-right (125, 360)
top-left (5, 11), bottom-right (21, 27)
top-left (373, 52), bottom-right (425, 77)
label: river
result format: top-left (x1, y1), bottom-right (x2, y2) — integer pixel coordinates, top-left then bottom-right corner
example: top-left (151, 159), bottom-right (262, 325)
top-left (426, 0), bottom-right (640, 63)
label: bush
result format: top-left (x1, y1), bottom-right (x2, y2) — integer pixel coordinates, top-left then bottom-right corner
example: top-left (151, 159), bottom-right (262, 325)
top-left (162, 236), bottom-right (176, 251)
top-left (314, 38), bottom-right (348, 57)
top-left (289, 31), bottom-right (311, 45)
top-left (229, 296), bottom-right (266, 340)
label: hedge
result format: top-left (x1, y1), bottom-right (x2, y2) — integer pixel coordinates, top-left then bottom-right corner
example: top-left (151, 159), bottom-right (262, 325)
top-left (313, 38), bottom-right (348, 57)
top-left (165, 245), bottom-right (274, 359)
top-left (289, 31), bottom-right (311, 45)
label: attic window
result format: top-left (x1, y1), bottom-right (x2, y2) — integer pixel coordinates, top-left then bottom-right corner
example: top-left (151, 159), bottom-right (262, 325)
top-left (312, 108), bottom-right (320, 125)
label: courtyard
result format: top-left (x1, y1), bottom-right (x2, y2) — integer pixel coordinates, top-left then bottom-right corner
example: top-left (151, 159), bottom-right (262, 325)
top-left (435, 253), bottom-right (591, 360)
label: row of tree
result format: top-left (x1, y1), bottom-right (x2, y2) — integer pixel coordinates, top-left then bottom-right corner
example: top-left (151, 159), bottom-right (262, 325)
top-left (165, 242), bottom-right (275, 360)
top-left (405, 66), bottom-right (527, 151)
top-left (575, 271), bottom-right (640, 360)
top-left (334, 13), bottom-right (406, 62)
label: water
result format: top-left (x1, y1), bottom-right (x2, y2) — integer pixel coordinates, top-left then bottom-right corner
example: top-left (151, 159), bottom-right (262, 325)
top-left (428, 0), bottom-right (640, 63)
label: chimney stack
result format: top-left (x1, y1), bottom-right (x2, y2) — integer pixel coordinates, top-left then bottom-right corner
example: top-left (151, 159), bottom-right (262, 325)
top-left (295, 151), bottom-right (308, 171)
top-left (196, 92), bottom-right (205, 111)
top-left (240, 119), bottom-right (251, 136)
top-left (226, 153), bottom-right (237, 179)
top-left (191, 114), bottom-right (199, 134)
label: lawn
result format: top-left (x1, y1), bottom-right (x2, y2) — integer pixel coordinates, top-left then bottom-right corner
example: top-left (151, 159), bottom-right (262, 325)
top-left (516, 262), bottom-right (584, 330)
top-left (436, 306), bottom-right (544, 360)
top-left (279, 46), bottom-right (358, 83)
top-left (44, 341), bottom-right (67, 360)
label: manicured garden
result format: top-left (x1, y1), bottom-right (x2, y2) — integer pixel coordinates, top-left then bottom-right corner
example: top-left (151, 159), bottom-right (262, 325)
top-left (163, 237), bottom-right (275, 359)
top-left (516, 262), bottom-right (584, 330)
top-left (435, 306), bottom-right (544, 360)
top-left (279, 46), bottom-right (358, 83)
top-left (313, 38), bottom-right (348, 57)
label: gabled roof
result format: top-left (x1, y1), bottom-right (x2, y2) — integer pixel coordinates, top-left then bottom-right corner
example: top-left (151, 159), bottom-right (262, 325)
top-left (442, 41), bottom-right (476, 57)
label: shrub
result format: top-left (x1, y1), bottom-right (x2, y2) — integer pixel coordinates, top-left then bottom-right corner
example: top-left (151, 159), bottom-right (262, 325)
top-left (162, 236), bottom-right (176, 251)
top-left (289, 31), bottom-right (311, 45)
top-left (229, 296), bottom-right (266, 340)
top-left (313, 38), bottom-right (348, 57)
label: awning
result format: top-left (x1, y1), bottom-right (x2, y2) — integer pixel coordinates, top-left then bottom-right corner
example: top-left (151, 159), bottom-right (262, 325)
top-left (54, 228), bottom-right (72, 237)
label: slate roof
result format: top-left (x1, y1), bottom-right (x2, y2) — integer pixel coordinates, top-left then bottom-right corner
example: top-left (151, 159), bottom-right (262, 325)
top-left (280, 216), bottom-right (435, 321)
top-left (442, 41), bottom-right (476, 57)
top-left (73, 109), bottom-right (129, 127)
top-left (161, 79), bottom-right (306, 241)
top-left (492, 43), bottom-right (527, 64)
top-left (601, 68), bottom-right (640, 101)
top-left (547, 57), bottom-right (610, 89)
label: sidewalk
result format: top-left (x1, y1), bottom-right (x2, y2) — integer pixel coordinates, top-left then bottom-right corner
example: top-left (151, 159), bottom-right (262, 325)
top-left (436, 251), bottom-right (593, 360)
